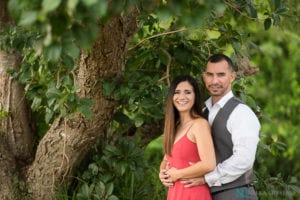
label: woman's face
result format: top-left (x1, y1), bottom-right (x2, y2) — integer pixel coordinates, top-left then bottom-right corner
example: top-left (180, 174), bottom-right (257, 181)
top-left (173, 81), bottom-right (195, 113)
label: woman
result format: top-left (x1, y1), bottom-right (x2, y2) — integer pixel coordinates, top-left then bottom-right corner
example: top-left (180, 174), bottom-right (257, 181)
top-left (159, 75), bottom-right (216, 200)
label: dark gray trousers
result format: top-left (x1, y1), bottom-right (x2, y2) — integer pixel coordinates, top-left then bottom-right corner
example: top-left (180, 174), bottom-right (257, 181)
top-left (212, 186), bottom-right (258, 200)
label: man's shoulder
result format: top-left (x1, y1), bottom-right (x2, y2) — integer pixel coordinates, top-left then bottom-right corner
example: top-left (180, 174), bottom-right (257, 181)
top-left (229, 96), bottom-right (257, 114)
top-left (231, 96), bottom-right (244, 104)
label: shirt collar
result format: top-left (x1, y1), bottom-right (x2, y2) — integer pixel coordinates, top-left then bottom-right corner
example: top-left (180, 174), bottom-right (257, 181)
top-left (205, 91), bottom-right (234, 110)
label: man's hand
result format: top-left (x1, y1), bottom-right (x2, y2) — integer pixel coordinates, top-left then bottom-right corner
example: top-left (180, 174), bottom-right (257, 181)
top-left (159, 169), bottom-right (174, 187)
top-left (180, 177), bottom-right (206, 188)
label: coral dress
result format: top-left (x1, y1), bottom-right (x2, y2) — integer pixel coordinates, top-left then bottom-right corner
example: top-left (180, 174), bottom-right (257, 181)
top-left (166, 127), bottom-right (212, 200)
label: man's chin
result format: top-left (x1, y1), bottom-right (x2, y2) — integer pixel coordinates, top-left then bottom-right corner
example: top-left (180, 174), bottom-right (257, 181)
top-left (209, 91), bottom-right (220, 96)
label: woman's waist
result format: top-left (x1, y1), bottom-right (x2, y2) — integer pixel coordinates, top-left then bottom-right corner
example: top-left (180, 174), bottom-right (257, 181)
top-left (167, 159), bottom-right (200, 168)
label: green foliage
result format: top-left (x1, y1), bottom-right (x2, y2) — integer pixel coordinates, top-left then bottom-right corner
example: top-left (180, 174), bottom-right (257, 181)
top-left (0, 11), bottom-right (95, 128)
top-left (248, 25), bottom-right (300, 199)
top-left (98, 1), bottom-right (299, 199)
top-left (254, 133), bottom-right (300, 199)
top-left (102, 71), bottom-right (167, 130)
top-left (11, 176), bottom-right (31, 200)
top-left (0, 109), bottom-right (9, 121)
top-left (76, 181), bottom-right (118, 200)
top-left (16, 51), bottom-right (94, 124)
top-left (1, 0), bottom-right (111, 128)
top-left (1, 0), bottom-right (299, 199)
top-left (65, 136), bottom-right (166, 200)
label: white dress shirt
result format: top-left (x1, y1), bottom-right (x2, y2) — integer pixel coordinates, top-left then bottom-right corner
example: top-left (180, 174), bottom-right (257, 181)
top-left (204, 91), bottom-right (260, 187)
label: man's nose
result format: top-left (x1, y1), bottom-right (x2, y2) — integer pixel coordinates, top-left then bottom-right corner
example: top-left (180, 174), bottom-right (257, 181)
top-left (211, 75), bottom-right (219, 83)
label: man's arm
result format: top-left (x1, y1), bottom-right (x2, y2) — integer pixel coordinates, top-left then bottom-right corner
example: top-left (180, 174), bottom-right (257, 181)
top-left (180, 176), bottom-right (206, 188)
top-left (205, 104), bottom-right (260, 187)
top-left (182, 105), bottom-right (260, 188)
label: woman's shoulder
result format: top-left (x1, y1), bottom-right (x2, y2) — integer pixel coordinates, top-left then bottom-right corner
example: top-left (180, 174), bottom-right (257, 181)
top-left (193, 117), bottom-right (209, 124)
top-left (191, 117), bottom-right (210, 129)
top-left (189, 118), bottom-right (211, 140)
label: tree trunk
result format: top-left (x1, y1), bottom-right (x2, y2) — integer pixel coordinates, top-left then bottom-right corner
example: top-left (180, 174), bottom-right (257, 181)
top-left (25, 8), bottom-right (140, 200)
top-left (0, 0), bottom-right (139, 198)
top-left (0, 0), bottom-right (35, 199)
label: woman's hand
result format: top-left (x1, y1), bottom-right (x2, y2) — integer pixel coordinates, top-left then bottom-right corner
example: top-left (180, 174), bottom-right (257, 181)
top-left (166, 167), bottom-right (181, 182)
top-left (159, 169), bottom-right (174, 187)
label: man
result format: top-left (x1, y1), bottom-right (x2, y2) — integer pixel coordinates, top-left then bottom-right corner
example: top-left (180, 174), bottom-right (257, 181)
top-left (160, 53), bottom-right (260, 200)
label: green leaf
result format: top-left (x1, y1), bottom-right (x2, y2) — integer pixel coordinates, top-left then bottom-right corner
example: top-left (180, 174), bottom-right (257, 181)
top-left (31, 97), bottom-right (42, 110)
top-left (92, 1), bottom-right (108, 17)
top-left (119, 163), bottom-right (126, 175)
top-left (248, 5), bottom-right (257, 18)
top-left (102, 80), bottom-right (116, 96)
top-left (88, 163), bottom-right (99, 175)
top-left (275, 5), bottom-right (289, 14)
top-left (63, 42), bottom-right (80, 59)
top-left (77, 105), bottom-right (93, 119)
top-left (72, 24), bottom-right (97, 49)
top-left (80, 98), bottom-right (94, 107)
top-left (47, 98), bottom-right (56, 107)
top-left (108, 195), bottom-right (119, 200)
top-left (264, 18), bottom-right (272, 30)
top-left (45, 107), bottom-right (54, 123)
top-left (141, 98), bottom-right (156, 109)
top-left (289, 184), bottom-right (300, 194)
top-left (106, 183), bottom-right (114, 196)
top-left (67, 0), bottom-right (79, 13)
top-left (19, 11), bottom-right (38, 26)
top-left (46, 87), bottom-right (60, 98)
top-left (92, 194), bottom-right (101, 200)
top-left (60, 106), bottom-right (67, 116)
top-left (134, 117), bottom-right (144, 127)
top-left (82, 0), bottom-right (98, 7)
top-left (273, 14), bottom-right (281, 25)
top-left (113, 112), bottom-right (131, 124)
top-left (80, 183), bottom-right (90, 198)
top-left (8, 0), bottom-right (22, 19)
top-left (42, 0), bottom-right (62, 13)
top-left (232, 41), bottom-right (241, 52)
top-left (45, 43), bottom-right (62, 61)
top-left (98, 181), bottom-right (105, 192)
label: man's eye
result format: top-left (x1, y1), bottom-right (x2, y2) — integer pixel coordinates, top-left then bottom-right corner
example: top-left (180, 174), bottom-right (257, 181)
top-left (217, 73), bottom-right (226, 77)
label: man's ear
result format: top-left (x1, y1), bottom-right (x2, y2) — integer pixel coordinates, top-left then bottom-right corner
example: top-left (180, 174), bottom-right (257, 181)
top-left (230, 71), bottom-right (236, 82)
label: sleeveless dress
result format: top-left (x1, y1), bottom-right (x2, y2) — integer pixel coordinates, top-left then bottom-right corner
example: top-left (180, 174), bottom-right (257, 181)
top-left (166, 127), bottom-right (212, 200)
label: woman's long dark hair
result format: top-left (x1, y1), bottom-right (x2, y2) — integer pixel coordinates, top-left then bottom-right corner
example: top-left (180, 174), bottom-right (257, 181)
top-left (163, 75), bottom-right (204, 156)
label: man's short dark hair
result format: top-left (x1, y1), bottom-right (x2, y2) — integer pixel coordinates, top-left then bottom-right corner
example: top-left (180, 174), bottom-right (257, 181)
top-left (208, 54), bottom-right (235, 71)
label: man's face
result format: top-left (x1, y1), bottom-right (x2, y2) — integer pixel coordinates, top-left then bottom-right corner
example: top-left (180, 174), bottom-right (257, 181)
top-left (202, 60), bottom-right (236, 102)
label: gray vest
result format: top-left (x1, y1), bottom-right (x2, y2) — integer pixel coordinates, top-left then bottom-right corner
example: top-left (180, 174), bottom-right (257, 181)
top-left (209, 97), bottom-right (254, 193)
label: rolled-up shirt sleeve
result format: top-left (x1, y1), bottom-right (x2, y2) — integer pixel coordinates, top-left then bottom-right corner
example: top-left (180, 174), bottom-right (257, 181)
top-left (205, 104), bottom-right (260, 187)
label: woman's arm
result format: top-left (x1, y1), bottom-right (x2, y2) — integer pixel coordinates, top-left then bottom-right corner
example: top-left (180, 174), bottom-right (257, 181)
top-left (160, 155), bottom-right (168, 170)
top-left (167, 119), bottom-right (216, 182)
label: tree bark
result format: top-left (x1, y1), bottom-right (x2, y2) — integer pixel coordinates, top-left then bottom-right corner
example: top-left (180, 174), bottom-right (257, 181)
top-left (0, 0), bottom-right (35, 199)
top-left (25, 8), bottom-right (140, 200)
